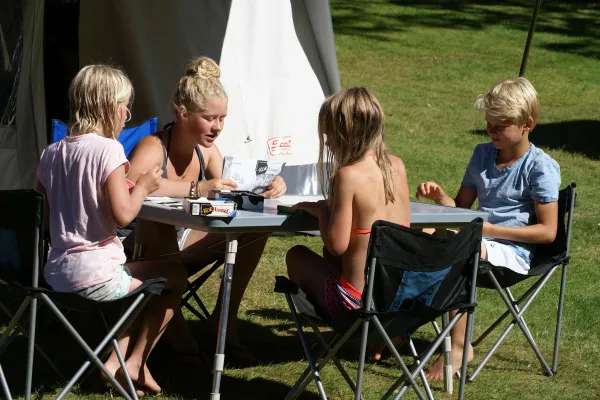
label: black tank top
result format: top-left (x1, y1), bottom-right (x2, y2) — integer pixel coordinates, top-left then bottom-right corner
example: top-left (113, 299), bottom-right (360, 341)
top-left (154, 122), bottom-right (207, 182)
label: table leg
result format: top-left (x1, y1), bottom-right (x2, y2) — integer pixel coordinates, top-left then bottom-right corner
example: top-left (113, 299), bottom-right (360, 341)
top-left (211, 233), bottom-right (238, 400)
top-left (442, 312), bottom-right (453, 394)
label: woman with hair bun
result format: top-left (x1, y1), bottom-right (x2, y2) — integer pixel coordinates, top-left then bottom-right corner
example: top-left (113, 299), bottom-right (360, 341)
top-left (126, 56), bottom-right (287, 362)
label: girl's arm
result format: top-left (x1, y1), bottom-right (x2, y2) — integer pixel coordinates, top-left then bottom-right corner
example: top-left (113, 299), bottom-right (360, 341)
top-left (105, 164), bottom-right (162, 227)
top-left (127, 136), bottom-right (191, 197)
top-left (484, 200), bottom-right (558, 244)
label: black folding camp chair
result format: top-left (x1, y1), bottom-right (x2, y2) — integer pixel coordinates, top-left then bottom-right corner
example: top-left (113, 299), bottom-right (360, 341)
top-left (468, 182), bottom-right (576, 381)
top-left (276, 218), bottom-right (483, 400)
top-left (0, 190), bottom-right (166, 400)
top-left (182, 259), bottom-right (224, 321)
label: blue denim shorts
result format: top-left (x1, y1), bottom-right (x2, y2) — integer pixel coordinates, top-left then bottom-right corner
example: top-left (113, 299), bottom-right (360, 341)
top-left (76, 266), bottom-right (132, 301)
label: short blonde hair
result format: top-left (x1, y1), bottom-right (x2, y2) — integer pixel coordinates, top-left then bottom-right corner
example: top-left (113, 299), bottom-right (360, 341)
top-left (68, 64), bottom-right (133, 139)
top-left (474, 77), bottom-right (539, 126)
top-left (172, 57), bottom-right (227, 116)
top-left (318, 87), bottom-right (396, 206)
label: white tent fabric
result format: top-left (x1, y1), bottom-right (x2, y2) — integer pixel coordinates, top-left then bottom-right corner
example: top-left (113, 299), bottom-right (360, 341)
top-left (79, 0), bottom-right (339, 194)
top-left (217, 1), bottom-right (327, 194)
top-left (1, 0), bottom-right (340, 194)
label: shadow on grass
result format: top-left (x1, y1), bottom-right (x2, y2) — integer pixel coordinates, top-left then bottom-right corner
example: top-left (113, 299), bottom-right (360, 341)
top-left (332, 0), bottom-right (600, 60)
top-left (0, 293), bottom-right (449, 399)
top-left (470, 119), bottom-right (600, 160)
top-left (0, 290), bottom-right (321, 399)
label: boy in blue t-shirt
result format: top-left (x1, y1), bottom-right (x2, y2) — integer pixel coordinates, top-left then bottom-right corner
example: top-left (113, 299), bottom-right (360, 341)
top-left (416, 77), bottom-right (561, 380)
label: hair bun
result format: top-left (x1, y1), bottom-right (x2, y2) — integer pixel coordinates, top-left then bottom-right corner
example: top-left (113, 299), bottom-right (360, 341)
top-left (186, 57), bottom-right (221, 80)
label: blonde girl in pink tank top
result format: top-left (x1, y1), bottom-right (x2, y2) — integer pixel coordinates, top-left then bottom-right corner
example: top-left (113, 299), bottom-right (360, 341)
top-left (37, 64), bottom-right (191, 394)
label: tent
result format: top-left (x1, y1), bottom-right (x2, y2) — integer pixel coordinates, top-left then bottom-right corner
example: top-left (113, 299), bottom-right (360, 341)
top-left (0, 0), bottom-right (341, 194)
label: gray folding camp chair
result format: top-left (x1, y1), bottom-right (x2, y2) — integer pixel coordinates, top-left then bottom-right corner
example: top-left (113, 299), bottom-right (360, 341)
top-left (276, 218), bottom-right (483, 400)
top-left (468, 182), bottom-right (576, 381)
top-left (0, 190), bottom-right (166, 400)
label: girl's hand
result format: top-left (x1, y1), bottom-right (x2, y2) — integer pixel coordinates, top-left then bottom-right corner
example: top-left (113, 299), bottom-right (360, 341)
top-left (137, 165), bottom-right (162, 195)
top-left (416, 181), bottom-right (446, 203)
top-left (198, 178), bottom-right (238, 196)
top-left (292, 200), bottom-right (327, 217)
top-left (262, 176), bottom-right (287, 198)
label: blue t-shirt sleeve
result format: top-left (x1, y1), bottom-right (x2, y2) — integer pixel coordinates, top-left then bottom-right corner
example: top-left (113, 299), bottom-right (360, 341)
top-left (530, 156), bottom-right (561, 202)
top-left (460, 146), bottom-right (480, 190)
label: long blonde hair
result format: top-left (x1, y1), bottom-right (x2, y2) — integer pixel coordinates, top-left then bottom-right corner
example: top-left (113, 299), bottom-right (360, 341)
top-left (172, 57), bottom-right (228, 116)
top-left (68, 64), bottom-right (133, 139)
top-left (318, 87), bottom-right (395, 207)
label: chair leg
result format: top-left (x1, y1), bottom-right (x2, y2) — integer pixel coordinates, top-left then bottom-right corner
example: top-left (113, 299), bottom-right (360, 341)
top-left (371, 317), bottom-right (425, 400)
top-left (470, 271), bottom-right (554, 381)
top-left (286, 318), bottom-right (362, 400)
top-left (80, 304), bottom-right (148, 386)
top-left (552, 263), bottom-right (568, 374)
top-left (306, 319), bottom-right (364, 400)
top-left (284, 294), bottom-right (327, 400)
top-left (40, 293), bottom-right (149, 400)
top-left (505, 288), bottom-right (535, 340)
top-left (0, 363), bottom-right (13, 400)
top-left (111, 338), bottom-right (139, 400)
top-left (0, 301), bottom-right (66, 381)
top-left (472, 282), bottom-right (538, 347)
top-left (354, 317), bottom-right (371, 400)
top-left (458, 309), bottom-right (475, 400)
top-left (24, 296), bottom-right (38, 400)
top-left (407, 334), bottom-right (434, 400)
top-left (0, 298), bottom-right (32, 351)
top-left (384, 312), bottom-right (463, 400)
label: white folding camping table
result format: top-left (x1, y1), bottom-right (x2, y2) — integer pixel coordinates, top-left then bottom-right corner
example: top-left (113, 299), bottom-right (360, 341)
top-left (134, 196), bottom-right (488, 398)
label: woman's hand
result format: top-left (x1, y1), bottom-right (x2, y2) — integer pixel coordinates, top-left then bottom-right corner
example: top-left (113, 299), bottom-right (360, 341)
top-left (198, 178), bottom-right (238, 197)
top-left (292, 200), bottom-right (327, 218)
top-left (262, 176), bottom-right (287, 198)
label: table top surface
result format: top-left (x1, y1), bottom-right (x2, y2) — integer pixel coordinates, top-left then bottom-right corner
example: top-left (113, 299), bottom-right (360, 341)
top-left (137, 196), bottom-right (488, 233)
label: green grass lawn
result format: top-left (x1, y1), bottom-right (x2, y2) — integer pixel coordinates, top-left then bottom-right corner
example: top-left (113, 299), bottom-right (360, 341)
top-left (2, 1), bottom-right (600, 399)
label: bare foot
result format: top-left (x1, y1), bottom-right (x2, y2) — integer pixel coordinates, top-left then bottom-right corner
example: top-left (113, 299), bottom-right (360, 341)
top-left (126, 361), bottom-right (162, 394)
top-left (425, 343), bottom-right (473, 381)
top-left (101, 362), bottom-right (145, 397)
top-left (369, 336), bottom-right (405, 361)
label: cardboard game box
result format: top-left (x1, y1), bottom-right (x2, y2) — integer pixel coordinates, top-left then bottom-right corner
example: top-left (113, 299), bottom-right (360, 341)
top-left (183, 197), bottom-right (237, 217)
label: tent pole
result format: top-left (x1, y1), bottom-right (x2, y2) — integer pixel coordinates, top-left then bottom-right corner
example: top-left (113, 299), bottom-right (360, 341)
top-left (519, 0), bottom-right (543, 77)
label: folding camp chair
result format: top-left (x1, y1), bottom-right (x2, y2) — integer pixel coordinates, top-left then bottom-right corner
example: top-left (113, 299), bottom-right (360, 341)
top-left (275, 218), bottom-right (483, 400)
top-left (0, 190), bottom-right (166, 400)
top-left (51, 117), bottom-right (158, 157)
top-left (468, 182), bottom-right (576, 381)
